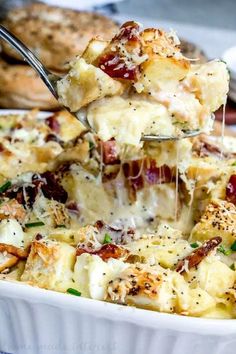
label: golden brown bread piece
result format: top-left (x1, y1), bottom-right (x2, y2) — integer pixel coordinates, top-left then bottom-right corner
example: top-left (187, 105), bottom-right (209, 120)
top-left (0, 243), bottom-right (29, 259)
top-left (0, 57), bottom-right (60, 109)
top-left (2, 3), bottom-right (118, 71)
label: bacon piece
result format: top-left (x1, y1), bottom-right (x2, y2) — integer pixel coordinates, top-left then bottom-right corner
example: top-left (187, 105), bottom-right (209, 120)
top-left (5, 179), bottom-right (43, 208)
top-left (0, 243), bottom-right (29, 259)
top-left (76, 243), bottom-right (129, 262)
top-left (226, 175), bottom-right (236, 205)
top-left (45, 114), bottom-right (60, 134)
top-left (40, 171), bottom-right (68, 204)
top-left (0, 143), bottom-right (5, 152)
top-left (0, 199), bottom-right (26, 222)
top-left (115, 21), bottom-right (140, 41)
top-left (100, 139), bottom-right (120, 165)
top-left (99, 53), bottom-right (138, 81)
top-left (176, 236), bottom-right (222, 274)
top-left (123, 160), bottom-right (144, 198)
top-left (98, 21), bottom-right (142, 81)
top-left (144, 160), bottom-right (172, 185)
top-left (123, 158), bottom-right (172, 200)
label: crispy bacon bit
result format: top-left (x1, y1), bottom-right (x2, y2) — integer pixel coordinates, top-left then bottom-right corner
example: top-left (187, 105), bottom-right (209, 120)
top-left (0, 243), bottom-right (29, 259)
top-left (99, 53), bottom-right (138, 80)
top-left (123, 159), bottom-right (172, 200)
top-left (100, 139), bottom-right (120, 165)
top-left (115, 21), bottom-right (140, 41)
top-left (0, 143), bottom-right (5, 152)
top-left (145, 160), bottom-right (172, 185)
top-left (226, 175), bottom-right (236, 205)
top-left (76, 243), bottom-right (129, 262)
top-left (176, 236), bottom-right (222, 274)
top-left (0, 199), bottom-right (26, 222)
top-left (6, 172), bottom-right (67, 207)
top-left (40, 171), bottom-right (68, 204)
top-left (45, 114), bottom-right (60, 134)
top-left (5, 179), bottom-right (43, 208)
top-left (98, 21), bottom-right (142, 81)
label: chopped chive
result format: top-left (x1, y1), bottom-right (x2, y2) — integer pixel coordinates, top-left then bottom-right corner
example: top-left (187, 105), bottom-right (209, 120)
top-left (218, 245), bottom-right (232, 256)
top-left (56, 224), bottom-right (66, 228)
top-left (190, 242), bottom-right (198, 248)
top-left (230, 241), bottom-right (236, 251)
top-left (67, 288), bottom-right (81, 296)
top-left (25, 221), bottom-right (45, 228)
top-left (89, 141), bottom-right (95, 150)
top-left (103, 233), bottom-right (112, 244)
top-left (231, 161), bottom-right (236, 166)
top-left (230, 263), bottom-right (235, 271)
top-left (0, 180), bottom-right (11, 193)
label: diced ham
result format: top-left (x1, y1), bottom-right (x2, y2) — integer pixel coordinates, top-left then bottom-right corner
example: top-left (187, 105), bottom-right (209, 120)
top-left (123, 158), bottom-right (172, 200)
top-left (45, 114), bottom-right (60, 134)
top-left (76, 243), bottom-right (129, 262)
top-left (98, 21), bottom-right (142, 81)
top-left (100, 139), bottom-right (120, 165)
top-left (40, 171), bottom-right (68, 204)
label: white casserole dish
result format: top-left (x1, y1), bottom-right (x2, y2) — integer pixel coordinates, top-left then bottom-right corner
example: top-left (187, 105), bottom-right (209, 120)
top-left (0, 280), bottom-right (236, 354)
top-left (0, 109), bottom-right (235, 354)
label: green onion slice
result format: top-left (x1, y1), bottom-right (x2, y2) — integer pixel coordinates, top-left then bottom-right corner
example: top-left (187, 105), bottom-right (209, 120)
top-left (103, 233), bottom-right (112, 244)
top-left (25, 221), bottom-right (45, 228)
top-left (218, 245), bottom-right (232, 256)
top-left (89, 141), bottom-right (95, 150)
top-left (0, 180), bottom-right (11, 193)
top-left (67, 288), bottom-right (81, 296)
top-left (230, 241), bottom-right (236, 251)
top-left (190, 242), bottom-right (198, 248)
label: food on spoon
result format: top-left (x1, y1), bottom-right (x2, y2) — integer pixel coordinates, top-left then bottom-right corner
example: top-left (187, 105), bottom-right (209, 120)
top-left (58, 21), bottom-right (229, 145)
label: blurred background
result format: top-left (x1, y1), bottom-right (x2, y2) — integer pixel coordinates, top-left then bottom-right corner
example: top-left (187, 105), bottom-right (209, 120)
top-left (0, 0), bottom-right (236, 125)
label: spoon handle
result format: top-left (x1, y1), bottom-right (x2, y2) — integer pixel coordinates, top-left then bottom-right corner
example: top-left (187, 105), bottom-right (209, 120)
top-left (0, 25), bottom-right (59, 98)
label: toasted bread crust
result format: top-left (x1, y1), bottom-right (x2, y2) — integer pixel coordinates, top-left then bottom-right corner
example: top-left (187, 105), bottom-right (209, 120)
top-left (0, 57), bottom-right (60, 109)
top-left (2, 3), bottom-right (118, 71)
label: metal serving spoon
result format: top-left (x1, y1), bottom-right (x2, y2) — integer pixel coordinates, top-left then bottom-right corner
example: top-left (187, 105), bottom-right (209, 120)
top-left (0, 25), bottom-right (201, 142)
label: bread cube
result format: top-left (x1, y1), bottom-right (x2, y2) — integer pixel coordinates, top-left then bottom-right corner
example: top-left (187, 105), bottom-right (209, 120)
top-left (190, 199), bottom-right (236, 247)
top-left (185, 60), bottom-right (229, 112)
top-left (73, 253), bottom-right (128, 300)
top-left (82, 38), bottom-right (109, 64)
top-left (196, 257), bottom-right (235, 298)
top-left (57, 58), bottom-right (123, 112)
top-left (21, 239), bottom-right (76, 292)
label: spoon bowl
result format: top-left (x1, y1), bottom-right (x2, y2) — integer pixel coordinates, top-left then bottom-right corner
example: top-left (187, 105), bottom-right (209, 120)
top-left (0, 25), bottom-right (202, 142)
